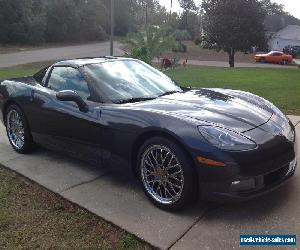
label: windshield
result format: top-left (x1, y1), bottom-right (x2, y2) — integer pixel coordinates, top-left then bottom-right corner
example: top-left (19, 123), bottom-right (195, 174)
top-left (83, 60), bottom-right (182, 103)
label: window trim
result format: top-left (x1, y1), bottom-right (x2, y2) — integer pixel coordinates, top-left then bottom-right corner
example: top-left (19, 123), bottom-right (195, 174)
top-left (33, 66), bottom-right (50, 83)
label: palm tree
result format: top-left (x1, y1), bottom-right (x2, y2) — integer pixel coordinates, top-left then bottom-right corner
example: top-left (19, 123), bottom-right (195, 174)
top-left (126, 25), bottom-right (177, 64)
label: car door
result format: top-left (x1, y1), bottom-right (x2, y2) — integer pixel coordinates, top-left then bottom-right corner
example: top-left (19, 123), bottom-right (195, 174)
top-left (271, 53), bottom-right (282, 63)
top-left (31, 66), bottom-right (112, 165)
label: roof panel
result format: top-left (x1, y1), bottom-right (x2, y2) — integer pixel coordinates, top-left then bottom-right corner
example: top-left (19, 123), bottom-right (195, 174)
top-left (273, 25), bottom-right (300, 40)
top-left (54, 57), bottom-right (130, 67)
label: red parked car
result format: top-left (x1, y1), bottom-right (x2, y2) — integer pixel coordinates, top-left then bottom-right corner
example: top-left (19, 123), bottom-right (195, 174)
top-left (255, 51), bottom-right (293, 64)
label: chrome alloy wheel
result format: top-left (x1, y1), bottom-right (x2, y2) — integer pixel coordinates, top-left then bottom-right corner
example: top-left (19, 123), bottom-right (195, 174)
top-left (7, 109), bottom-right (25, 149)
top-left (141, 145), bottom-right (184, 205)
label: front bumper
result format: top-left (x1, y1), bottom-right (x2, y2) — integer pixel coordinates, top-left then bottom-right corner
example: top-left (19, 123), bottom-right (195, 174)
top-left (199, 158), bottom-right (296, 202)
top-left (193, 118), bottom-right (297, 202)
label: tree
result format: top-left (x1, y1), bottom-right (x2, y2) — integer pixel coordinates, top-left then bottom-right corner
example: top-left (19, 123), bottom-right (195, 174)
top-left (178, 0), bottom-right (197, 29)
top-left (0, 0), bottom-right (174, 45)
top-left (178, 10), bottom-right (201, 39)
top-left (114, 0), bottom-right (137, 35)
top-left (0, 0), bottom-right (45, 44)
top-left (260, 0), bottom-right (286, 15)
top-left (45, 0), bottom-right (107, 43)
top-left (178, 0), bottom-right (196, 10)
top-left (202, 0), bottom-right (267, 67)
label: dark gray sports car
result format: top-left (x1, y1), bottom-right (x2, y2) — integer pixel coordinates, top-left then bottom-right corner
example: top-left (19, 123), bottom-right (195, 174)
top-left (0, 57), bottom-right (297, 210)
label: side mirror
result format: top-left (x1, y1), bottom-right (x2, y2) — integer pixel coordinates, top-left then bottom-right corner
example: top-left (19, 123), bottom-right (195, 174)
top-left (56, 90), bottom-right (89, 112)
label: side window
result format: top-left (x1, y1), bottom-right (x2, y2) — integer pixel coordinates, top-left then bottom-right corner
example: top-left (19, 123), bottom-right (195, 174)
top-left (47, 67), bottom-right (91, 99)
top-left (33, 66), bottom-right (49, 83)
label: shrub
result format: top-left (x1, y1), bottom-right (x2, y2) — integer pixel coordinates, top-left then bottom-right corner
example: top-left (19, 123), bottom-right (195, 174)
top-left (172, 43), bottom-right (187, 53)
top-left (126, 47), bottom-right (152, 65)
top-left (194, 37), bottom-right (202, 45)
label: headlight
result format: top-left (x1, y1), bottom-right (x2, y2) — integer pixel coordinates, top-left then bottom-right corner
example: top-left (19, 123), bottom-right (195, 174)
top-left (198, 126), bottom-right (257, 151)
top-left (271, 115), bottom-right (295, 142)
top-left (281, 120), bottom-right (295, 142)
top-left (284, 124), bottom-right (295, 142)
top-left (264, 100), bottom-right (295, 142)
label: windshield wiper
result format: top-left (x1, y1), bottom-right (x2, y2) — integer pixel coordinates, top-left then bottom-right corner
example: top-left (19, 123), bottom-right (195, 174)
top-left (115, 96), bottom-right (156, 104)
top-left (158, 90), bottom-right (182, 97)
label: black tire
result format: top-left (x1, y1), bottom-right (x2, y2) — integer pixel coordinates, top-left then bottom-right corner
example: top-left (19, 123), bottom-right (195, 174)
top-left (137, 136), bottom-right (197, 211)
top-left (5, 104), bottom-right (35, 154)
top-left (260, 58), bottom-right (265, 63)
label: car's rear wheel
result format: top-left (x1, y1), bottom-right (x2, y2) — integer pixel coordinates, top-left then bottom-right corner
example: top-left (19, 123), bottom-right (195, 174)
top-left (137, 137), bottom-right (196, 211)
top-left (5, 104), bottom-right (35, 154)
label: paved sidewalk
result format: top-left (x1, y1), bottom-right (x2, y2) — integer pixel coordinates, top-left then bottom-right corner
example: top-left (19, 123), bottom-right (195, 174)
top-left (187, 60), bottom-right (297, 69)
top-left (0, 116), bottom-right (299, 249)
top-left (154, 58), bottom-right (297, 69)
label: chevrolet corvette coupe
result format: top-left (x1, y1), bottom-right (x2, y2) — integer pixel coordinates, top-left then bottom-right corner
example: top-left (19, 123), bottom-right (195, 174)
top-left (0, 57), bottom-right (297, 210)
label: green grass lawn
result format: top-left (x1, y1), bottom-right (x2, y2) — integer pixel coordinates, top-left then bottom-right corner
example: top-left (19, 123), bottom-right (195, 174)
top-left (0, 166), bottom-right (150, 250)
top-left (166, 65), bottom-right (300, 115)
top-left (1, 63), bottom-right (300, 115)
top-left (0, 61), bottom-right (54, 79)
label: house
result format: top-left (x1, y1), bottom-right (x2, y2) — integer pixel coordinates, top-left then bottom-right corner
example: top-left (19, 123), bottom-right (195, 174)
top-left (268, 25), bottom-right (300, 51)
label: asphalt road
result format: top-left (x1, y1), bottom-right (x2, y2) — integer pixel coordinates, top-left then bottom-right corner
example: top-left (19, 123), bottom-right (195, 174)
top-left (0, 42), bottom-right (124, 68)
top-left (1, 43), bottom-right (298, 69)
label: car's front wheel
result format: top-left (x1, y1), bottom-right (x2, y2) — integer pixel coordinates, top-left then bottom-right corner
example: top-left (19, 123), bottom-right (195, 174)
top-left (5, 104), bottom-right (35, 154)
top-left (138, 137), bottom-right (196, 211)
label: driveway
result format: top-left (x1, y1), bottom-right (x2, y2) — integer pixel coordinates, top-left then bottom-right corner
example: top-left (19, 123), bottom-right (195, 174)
top-left (0, 42), bottom-right (124, 68)
top-left (0, 116), bottom-right (299, 249)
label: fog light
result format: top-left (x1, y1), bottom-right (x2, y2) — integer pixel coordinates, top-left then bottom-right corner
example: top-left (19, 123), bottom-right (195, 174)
top-left (287, 158), bottom-right (297, 175)
top-left (230, 178), bottom-right (256, 192)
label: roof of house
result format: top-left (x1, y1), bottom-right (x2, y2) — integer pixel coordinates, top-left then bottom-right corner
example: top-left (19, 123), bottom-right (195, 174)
top-left (272, 25), bottom-right (300, 41)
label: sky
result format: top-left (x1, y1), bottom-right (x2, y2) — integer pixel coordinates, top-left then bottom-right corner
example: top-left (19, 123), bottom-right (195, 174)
top-left (159, 0), bottom-right (300, 19)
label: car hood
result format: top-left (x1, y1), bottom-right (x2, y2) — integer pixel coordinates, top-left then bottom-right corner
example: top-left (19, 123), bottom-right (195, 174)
top-left (131, 89), bottom-right (273, 133)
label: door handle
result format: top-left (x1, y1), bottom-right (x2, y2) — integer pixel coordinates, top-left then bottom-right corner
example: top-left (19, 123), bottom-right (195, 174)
top-left (97, 110), bottom-right (101, 119)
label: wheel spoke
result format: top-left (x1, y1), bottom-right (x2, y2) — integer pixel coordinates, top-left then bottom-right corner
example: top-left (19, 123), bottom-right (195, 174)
top-left (169, 181), bottom-right (181, 189)
top-left (145, 169), bottom-right (155, 177)
top-left (166, 163), bottom-right (180, 170)
top-left (161, 151), bottom-right (170, 166)
top-left (165, 186), bottom-right (173, 198)
top-left (145, 158), bottom-right (155, 171)
top-left (151, 151), bottom-right (159, 166)
top-left (169, 175), bottom-right (183, 183)
top-left (158, 185), bottom-right (163, 198)
top-left (166, 180), bottom-right (177, 195)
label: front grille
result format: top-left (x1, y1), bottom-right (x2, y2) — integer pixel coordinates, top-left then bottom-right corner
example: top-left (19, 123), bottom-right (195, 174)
top-left (264, 165), bottom-right (289, 186)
